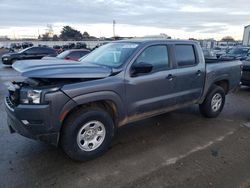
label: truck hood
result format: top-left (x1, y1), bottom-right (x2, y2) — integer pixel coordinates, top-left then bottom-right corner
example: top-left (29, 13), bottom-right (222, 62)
top-left (12, 60), bottom-right (112, 78)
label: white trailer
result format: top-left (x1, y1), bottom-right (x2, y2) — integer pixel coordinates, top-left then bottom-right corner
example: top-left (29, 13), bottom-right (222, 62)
top-left (243, 25), bottom-right (250, 46)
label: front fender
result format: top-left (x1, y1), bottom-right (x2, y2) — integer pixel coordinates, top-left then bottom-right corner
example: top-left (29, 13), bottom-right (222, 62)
top-left (59, 91), bottom-right (126, 124)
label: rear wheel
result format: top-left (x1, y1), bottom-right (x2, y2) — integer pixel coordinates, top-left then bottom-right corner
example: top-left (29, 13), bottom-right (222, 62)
top-left (199, 85), bottom-right (225, 118)
top-left (60, 108), bottom-right (115, 161)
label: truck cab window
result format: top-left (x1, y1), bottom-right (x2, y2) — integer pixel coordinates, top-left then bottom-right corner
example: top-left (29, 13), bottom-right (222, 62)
top-left (175, 45), bottom-right (196, 67)
top-left (134, 45), bottom-right (169, 74)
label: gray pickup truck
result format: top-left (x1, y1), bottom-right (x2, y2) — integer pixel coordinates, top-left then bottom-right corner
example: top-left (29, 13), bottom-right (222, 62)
top-left (5, 39), bottom-right (242, 161)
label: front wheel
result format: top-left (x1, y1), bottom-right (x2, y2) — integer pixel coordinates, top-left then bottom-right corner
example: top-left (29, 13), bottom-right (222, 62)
top-left (60, 108), bottom-right (115, 161)
top-left (199, 85), bottom-right (225, 118)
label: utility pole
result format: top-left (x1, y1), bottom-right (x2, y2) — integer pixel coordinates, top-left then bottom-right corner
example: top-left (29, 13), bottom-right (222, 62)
top-left (113, 20), bottom-right (116, 38)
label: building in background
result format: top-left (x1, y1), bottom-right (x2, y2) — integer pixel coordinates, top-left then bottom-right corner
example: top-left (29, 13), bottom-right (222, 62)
top-left (243, 25), bottom-right (250, 46)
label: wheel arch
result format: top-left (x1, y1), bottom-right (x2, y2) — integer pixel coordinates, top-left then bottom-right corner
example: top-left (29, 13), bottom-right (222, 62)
top-left (213, 79), bottom-right (229, 94)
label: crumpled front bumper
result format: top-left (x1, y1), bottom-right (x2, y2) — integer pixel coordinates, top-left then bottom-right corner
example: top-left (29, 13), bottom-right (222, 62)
top-left (5, 97), bottom-right (59, 146)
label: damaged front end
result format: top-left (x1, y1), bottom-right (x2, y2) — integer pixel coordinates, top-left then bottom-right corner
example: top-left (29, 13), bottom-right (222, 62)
top-left (5, 78), bottom-right (80, 146)
top-left (5, 59), bottom-right (115, 145)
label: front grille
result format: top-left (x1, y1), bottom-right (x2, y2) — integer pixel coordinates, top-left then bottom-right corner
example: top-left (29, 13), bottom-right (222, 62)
top-left (6, 97), bottom-right (15, 110)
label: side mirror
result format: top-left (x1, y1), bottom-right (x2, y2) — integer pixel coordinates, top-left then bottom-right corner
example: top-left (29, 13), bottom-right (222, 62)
top-left (131, 62), bottom-right (153, 77)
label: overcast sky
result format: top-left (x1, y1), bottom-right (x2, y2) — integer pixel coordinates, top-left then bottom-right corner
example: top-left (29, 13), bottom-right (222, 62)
top-left (0, 0), bottom-right (249, 40)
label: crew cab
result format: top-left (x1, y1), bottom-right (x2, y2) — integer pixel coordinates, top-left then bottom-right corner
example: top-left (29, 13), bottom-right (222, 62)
top-left (5, 39), bottom-right (242, 161)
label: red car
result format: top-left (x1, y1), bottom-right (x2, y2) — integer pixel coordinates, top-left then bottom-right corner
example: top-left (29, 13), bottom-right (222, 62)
top-left (42, 49), bottom-right (90, 61)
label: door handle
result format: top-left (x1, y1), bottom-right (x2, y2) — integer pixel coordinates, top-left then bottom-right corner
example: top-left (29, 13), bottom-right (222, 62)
top-left (166, 74), bottom-right (175, 81)
top-left (196, 70), bottom-right (202, 76)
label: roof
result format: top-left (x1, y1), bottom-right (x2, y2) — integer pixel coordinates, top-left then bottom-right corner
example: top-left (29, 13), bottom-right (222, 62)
top-left (66, 49), bottom-right (90, 52)
top-left (113, 38), bottom-right (196, 44)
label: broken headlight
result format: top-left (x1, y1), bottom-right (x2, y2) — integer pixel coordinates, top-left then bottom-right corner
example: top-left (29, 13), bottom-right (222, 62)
top-left (20, 89), bottom-right (42, 104)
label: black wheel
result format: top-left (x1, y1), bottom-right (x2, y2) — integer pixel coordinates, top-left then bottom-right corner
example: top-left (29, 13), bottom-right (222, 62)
top-left (199, 85), bottom-right (225, 118)
top-left (60, 108), bottom-right (115, 161)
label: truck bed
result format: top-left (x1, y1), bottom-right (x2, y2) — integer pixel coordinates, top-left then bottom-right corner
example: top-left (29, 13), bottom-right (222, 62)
top-left (200, 59), bottom-right (242, 102)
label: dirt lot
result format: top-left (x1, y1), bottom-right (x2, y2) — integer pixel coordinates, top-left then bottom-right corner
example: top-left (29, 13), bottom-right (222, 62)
top-left (1, 59), bottom-right (250, 188)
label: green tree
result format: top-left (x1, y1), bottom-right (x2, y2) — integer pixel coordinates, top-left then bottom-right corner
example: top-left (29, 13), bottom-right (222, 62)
top-left (82, 31), bottom-right (90, 39)
top-left (60, 26), bottom-right (82, 40)
top-left (52, 34), bottom-right (59, 41)
top-left (41, 33), bottom-right (51, 41)
top-left (221, 36), bottom-right (235, 42)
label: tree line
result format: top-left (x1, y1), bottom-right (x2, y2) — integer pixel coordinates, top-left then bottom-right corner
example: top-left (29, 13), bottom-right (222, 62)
top-left (38, 26), bottom-right (97, 41)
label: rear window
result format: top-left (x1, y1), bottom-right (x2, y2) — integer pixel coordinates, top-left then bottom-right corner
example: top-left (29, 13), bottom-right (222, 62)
top-left (175, 45), bottom-right (196, 67)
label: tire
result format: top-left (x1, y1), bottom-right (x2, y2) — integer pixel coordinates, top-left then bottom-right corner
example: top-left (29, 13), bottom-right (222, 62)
top-left (199, 85), bottom-right (225, 118)
top-left (60, 108), bottom-right (115, 161)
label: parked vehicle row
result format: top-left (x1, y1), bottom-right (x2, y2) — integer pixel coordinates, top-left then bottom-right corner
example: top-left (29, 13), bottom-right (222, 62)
top-left (203, 46), bottom-right (250, 61)
top-left (53, 42), bottom-right (89, 54)
top-left (220, 46), bottom-right (250, 60)
top-left (5, 39), bottom-right (242, 161)
top-left (2, 46), bottom-right (91, 65)
top-left (10, 42), bottom-right (33, 51)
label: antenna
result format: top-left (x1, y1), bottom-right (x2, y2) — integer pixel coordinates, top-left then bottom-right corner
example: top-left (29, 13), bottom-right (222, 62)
top-left (113, 20), bottom-right (116, 38)
top-left (46, 24), bottom-right (54, 37)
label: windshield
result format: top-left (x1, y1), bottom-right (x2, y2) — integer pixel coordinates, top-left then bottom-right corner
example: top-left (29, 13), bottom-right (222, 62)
top-left (228, 48), bottom-right (249, 55)
top-left (246, 55), bottom-right (250, 61)
top-left (57, 51), bottom-right (70, 59)
top-left (81, 43), bottom-right (138, 67)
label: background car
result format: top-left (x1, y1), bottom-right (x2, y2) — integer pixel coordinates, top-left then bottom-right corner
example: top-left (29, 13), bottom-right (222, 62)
top-left (1, 46), bottom-right (57, 65)
top-left (241, 54), bottom-right (250, 86)
top-left (220, 47), bottom-right (250, 60)
top-left (42, 49), bottom-right (90, 61)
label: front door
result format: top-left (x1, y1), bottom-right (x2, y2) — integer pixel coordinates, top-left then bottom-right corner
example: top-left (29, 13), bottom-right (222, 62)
top-left (125, 45), bottom-right (178, 117)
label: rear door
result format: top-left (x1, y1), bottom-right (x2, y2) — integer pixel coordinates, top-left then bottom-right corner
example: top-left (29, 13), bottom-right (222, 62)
top-left (125, 44), bottom-right (178, 117)
top-left (173, 44), bottom-right (205, 104)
